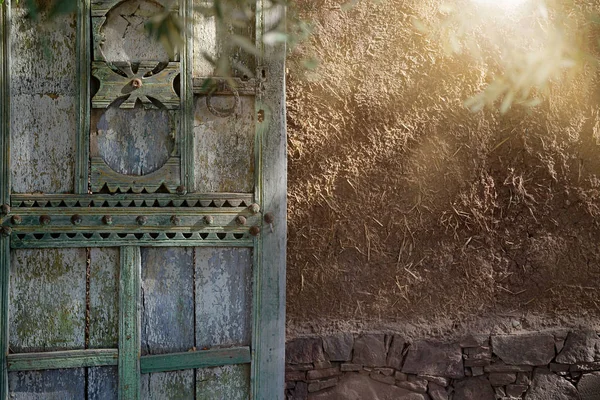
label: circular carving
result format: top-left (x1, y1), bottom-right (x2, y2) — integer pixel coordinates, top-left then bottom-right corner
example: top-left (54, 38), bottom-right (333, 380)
top-left (206, 83), bottom-right (240, 118)
top-left (131, 78), bottom-right (143, 89)
top-left (99, 0), bottom-right (169, 64)
top-left (96, 103), bottom-right (174, 176)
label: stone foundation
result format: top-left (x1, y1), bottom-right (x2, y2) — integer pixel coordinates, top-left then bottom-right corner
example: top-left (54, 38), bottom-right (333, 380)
top-left (285, 330), bottom-right (600, 399)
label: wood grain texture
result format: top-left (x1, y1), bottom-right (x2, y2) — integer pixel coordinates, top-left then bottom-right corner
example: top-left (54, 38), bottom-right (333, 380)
top-left (141, 370), bottom-right (194, 400)
top-left (96, 0), bottom-right (170, 63)
top-left (8, 368), bottom-right (85, 399)
top-left (141, 247), bottom-right (194, 398)
top-left (195, 248), bottom-right (252, 349)
top-left (252, 2), bottom-right (287, 398)
top-left (92, 104), bottom-right (175, 176)
top-left (88, 366), bottom-right (118, 400)
top-left (9, 249), bottom-right (86, 353)
top-left (75, 0), bottom-right (91, 194)
top-left (196, 364), bottom-right (250, 400)
top-left (7, 349), bottom-right (118, 371)
top-left (89, 248), bottom-right (120, 348)
top-left (0, 238), bottom-right (9, 400)
top-left (193, 96), bottom-right (255, 193)
top-left (10, 4), bottom-right (77, 194)
top-left (141, 247), bottom-right (194, 356)
top-left (140, 347), bottom-right (251, 373)
top-left (119, 246), bottom-right (141, 400)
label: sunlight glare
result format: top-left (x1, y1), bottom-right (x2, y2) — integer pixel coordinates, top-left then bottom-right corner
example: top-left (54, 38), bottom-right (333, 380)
top-left (471, 0), bottom-right (529, 11)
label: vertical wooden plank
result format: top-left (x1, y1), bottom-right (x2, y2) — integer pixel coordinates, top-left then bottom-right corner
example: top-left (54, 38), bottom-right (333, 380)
top-left (88, 366), bottom-right (118, 400)
top-left (252, 1), bottom-right (287, 398)
top-left (119, 246), bottom-right (141, 400)
top-left (9, 249), bottom-right (86, 353)
top-left (140, 247), bottom-right (194, 397)
top-left (76, 0), bottom-right (91, 194)
top-left (141, 248), bottom-right (194, 355)
top-left (196, 364), bottom-right (250, 400)
top-left (181, 0), bottom-right (194, 190)
top-left (195, 248), bottom-right (252, 349)
top-left (0, 238), bottom-right (9, 400)
top-left (140, 371), bottom-right (194, 400)
top-left (192, 97), bottom-right (256, 193)
top-left (8, 368), bottom-right (85, 399)
top-left (9, 2), bottom-right (78, 194)
top-left (89, 248), bottom-right (120, 348)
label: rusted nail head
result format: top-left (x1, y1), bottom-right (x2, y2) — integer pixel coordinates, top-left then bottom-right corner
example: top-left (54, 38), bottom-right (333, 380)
top-left (1, 226), bottom-right (12, 237)
top-left (236, 215), bottom-right (247, 226)
top-left (176, 185), bottom-right (187, 195)
top-left (204, 215), bottom-right (214, 225)
top-left (71, 214), bottom-right (83, 225)
top-left (137, 216), bottom-right (148, 226)
top-left (40, 215), bottom-right (51, 225)
top-left (171, 215), bottom-right (181, 226)
top-left (132, 78), bottom-right (143, 88)
top-left (264, 212), bottom-right (274, 224)
top-left (249, 203), bottom-right (260, 214)
top-left (1, 204), bottom-right (10, 215)
top-left (11, 215), bottom-right (22, 225)
top-left (249, 226), bottom-right (261, 236)
top-left (102, 215), bottom-right (113, 225)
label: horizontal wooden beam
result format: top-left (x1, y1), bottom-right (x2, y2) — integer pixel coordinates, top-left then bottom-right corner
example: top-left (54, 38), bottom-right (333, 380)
top-left (140, 347), bottom-right (251, 374)
top-left (7, 349), bottom-right (119, 371)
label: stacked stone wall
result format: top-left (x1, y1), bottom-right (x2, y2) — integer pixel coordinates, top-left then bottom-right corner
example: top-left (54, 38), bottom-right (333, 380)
top-left (286, 330), bottom-right (600, 399)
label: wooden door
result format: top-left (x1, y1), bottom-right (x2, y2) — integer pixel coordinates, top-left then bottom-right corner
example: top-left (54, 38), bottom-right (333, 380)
top-left (0, 0), bottom-right (286, 398)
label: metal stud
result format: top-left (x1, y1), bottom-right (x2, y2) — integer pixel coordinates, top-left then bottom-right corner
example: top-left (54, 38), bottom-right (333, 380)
top-left (71, 214), bottom-right (83, 226)
top-left (264, 212), bottom-right (274, 224)
top-left (11, 215), bottom-right (22, 225)
top-left (171, 215), bottom-right (181, 226)
top-left (102, 215), bottom-right (113, 225)
top-left (137, 216), bottom-right (148, 226)
top-left (0, 204), bottom-right (10, 215)
top-left (176, 185), bottom-right (187, 195)
top-left (204, 215), bottom-right (214, 225)
top-left (249, 203), bottom-right (260, 214)
top-left (0, 226), bottom-right (12, 237)
top-left (249, 226), bottom-right (261, 236)
top-left (40, 215), bottom-right (51, 226)
top-left (132, 78), bottom-right (143, 88)
top-left (236, 215), bottom-right (247, 226)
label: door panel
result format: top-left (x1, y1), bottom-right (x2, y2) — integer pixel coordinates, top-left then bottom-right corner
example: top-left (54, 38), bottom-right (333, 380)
top-left (9, 368), bottom-right (85, 399)
top-left (10, 6), bottom-right (78, 194)
top-left (89, 248), bottom-right (120, 349)
top-left (196, 364), bottom-right (251, 400)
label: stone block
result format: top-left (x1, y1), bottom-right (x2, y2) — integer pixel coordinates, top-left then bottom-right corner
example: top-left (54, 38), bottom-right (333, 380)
top-left (428, 382), bottom-right (448, 400)
top-left (471, 367), bottom-right (484, 377)
top-left (396, 379), bottom-right (427, 393)
top-left (526, 369), bottom-right (578, 400)
top-left (286, 371), bottom-right (307, 381)
top-left (506, 384), bottom-right (528, 398)
top-left (313, 360), bottom-right (332, 369)
top-left (370, 372), bottom-right (396, 385)
top-left (577, 372), bottom-right (600, 400)
top-left (307, 374), bottom-right (430, 400)
top-left (556, 330), bottom-right (600, 364)
top-left (352, 334), bottom-right (387, 367)
top-left (287, 338), bottom-right (326, 364)
top-left (402, 341), bottom-right (464, 379)
top-left (289, 381), bottom-right (308, 400)
top-left (419, 375), bottom-right (449, 387)
top-left (323, 333), bottom-right (354, 362)
top-left (375, 367), bottom-right (394, 376)
top-left (387, 335), bottom-right (406, 369)
top-left (488, 372), bottom-right (516, 386)
top-left (307, 367), bottom-right (340, 380)
top-left (491, 333), bottom-right (555, 366)
top-left (460, 334), bottom-right (490, 348)
top-left (395, 371), bottom-right (408, 381)
top-left (453, 377), bottom-right (495, 400)
top-left (484, 362), bottom-right (533, 373)
top-left (340, 363), bottom-right (362, 372)
top-left (516, 372), bottom-right (531, 385)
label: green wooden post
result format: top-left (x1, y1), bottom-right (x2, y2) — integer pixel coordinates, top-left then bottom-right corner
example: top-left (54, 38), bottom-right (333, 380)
top-left (252, 1), bottom-right (287, 398)
top-left (76, 0), bottom-right (91, 194)
top-left (119, 246), bottom-right (141, 400)
top-left (181, 0), bottom-right (194, 191)
top-left (0, 1), bottom-right (10, 399)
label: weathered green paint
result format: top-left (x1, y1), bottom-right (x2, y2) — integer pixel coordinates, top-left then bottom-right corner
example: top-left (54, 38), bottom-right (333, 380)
top-left (196, 364), bottom-right (251, 400)
top-left (119, 246), bottom-right (141, 400)
top-left (8, 368), bottom-right (85, 399)
top-left (140, 347), bottom-right (251, 373)
top-left (141, 370), bottom-right (194, 400)
top-left (0, 238), bottom-right (9, 400)
top-left (252, 2), bottom-right (287, 399)
top-left (181, 0), bottom-right (194, 190)
top-left (195, 248), bottom-right (253, 348)
top-left (10, 193), bottom-right (254, 208)
top-left (9, 249), bottom-right (86, 353)
top-left (92, 62), bottom-right (180, 109)
top-left (89, 248), bottom-right (120, 348)
top-left (7, 349), bottom-right (118, 371)
top-left (75, 0), bottom-right (91, 194)
top-left (10, 3), bottom-right (78, 194)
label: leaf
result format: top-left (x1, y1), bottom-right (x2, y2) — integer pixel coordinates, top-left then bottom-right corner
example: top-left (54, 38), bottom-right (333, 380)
top-left (263, 31), bottom-right (288, 45)
top-left (230, 34), bottom-right (260, 56)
